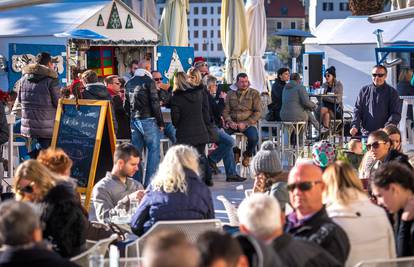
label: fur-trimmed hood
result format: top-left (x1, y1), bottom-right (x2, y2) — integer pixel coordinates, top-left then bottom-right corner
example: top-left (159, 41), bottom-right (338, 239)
top-left (22, 63), bottom-right (58, 82)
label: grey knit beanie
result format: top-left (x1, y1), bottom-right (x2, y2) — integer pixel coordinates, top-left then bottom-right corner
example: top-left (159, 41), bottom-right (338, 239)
top-left (251, 141), bottom-right (282, 175)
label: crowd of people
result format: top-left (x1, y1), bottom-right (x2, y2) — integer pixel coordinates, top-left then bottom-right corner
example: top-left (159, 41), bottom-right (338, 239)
top-left (1, 50), bottom-right (414, 267)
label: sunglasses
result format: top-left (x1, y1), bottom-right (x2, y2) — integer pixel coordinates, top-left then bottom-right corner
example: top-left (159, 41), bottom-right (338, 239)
top-left (287, 181), bottom-right (322, 192)
top-left (366, 141), bottom-right (386, 150)
top-left (372, 73), bottom-right (385, 78)
top-left (195, 62), bottom-right (208, 67)
top-left (16, 183), bottom-right (34, 194)
top-left (153, 78), bottom-right (162, 81)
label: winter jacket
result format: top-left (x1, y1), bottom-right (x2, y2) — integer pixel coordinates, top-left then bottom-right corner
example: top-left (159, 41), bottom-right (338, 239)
top-left (383, 149), bottom-right (413, 170)
top-left (41, 182), bottom-right (87, 258)
top-left (82, 82), bottom-right (118, 132)
top-left (326, 190), bottom-right (396, 267)
top-left (0, 244), bottom-right (79, 267)
top-left (19, 63), bottom-right (60, 138)
top-left (271, 233), bottom-right (341, 267)
top-left (352, 82), bottom-right (402, 135)
top-left (270, 79), bottom-right (286, 121)
top-left (0, 102), bottom-right (8, 145)
top-left (285, 207), bottom-right (350, 265)
top-left (130, 168), bottom-right (214, 236)
top-left (234, 234), bottom-right (285, 267)
top-left (89, 172), bottom-right (143, 223)
top-left (171, 85), bottom-right (210, 146)
top-left (124, 69), bottom-right (164, 128)
top-left (280, 80), bottom-right (316, 122)
top-left (395, 209), bottom-right (414, 256)
top-left (223, 87), bottom-right (262, 126)
top-left (112, 95), bottom-right (130, 139)
top-left (321, 80), bottom-right (344, 107)
top-left (207, 91), bottom-right (225, 127)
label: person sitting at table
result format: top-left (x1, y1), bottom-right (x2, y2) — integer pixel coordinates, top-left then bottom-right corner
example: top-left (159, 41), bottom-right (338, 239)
top-left (89, 143), bottom-right (145, 223)
top-left (130, 145), bottom-right (214, 236)
top-left (397, 68), bottom-right (414, 122)
top-left (280, 73), bottom-right (321, 132)
top-left (320, 66), bottom-right (343, 132)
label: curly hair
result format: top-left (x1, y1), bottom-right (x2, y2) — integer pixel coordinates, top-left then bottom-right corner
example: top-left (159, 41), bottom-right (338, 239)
top-left (151, 145), bottom-right (200, 193)
top-left (37, 148), bottom-right (73, 176)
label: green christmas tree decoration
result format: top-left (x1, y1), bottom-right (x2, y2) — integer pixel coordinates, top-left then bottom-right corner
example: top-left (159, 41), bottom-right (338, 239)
top-left (97, 14), bottom-right (104, 26)
top-left (107, 2), bottom-right (122, 29)
top-left (125, 14), bottom-right (133, 29)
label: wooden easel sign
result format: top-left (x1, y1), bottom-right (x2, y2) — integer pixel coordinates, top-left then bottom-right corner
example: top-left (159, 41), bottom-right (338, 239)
top-left (51, 99), bottom-right (116, 210)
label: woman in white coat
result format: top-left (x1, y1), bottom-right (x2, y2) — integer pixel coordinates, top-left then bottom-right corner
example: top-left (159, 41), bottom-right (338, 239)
top-left (322, 161), bottom-right (396, 266)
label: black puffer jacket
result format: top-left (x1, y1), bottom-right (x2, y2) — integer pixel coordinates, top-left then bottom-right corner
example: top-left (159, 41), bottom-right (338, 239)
top-left (19, 64), bottom-right (60, 138)
top-left (207, 91), bottom-right (225, 127)
top-left (124, 71), bottom-right (164, 128)
top-left (383, 149), bottom-right (413, 170)
top-left (285, 207), bottom-right (350, 265)
top-left (171, 85), bottom-right (210, 146)
top-left (270, 79), bottom-right (286, 121)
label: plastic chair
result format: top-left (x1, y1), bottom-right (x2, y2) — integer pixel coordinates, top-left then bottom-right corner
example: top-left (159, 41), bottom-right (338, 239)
top-left (216, 195), bottom-right (239, 226)
top-left (244, 189), bottom-right (253, 198)
top-left (71, 234), bottom-right (118, 267)
top-left (125, 219), bottom-right (222, 258)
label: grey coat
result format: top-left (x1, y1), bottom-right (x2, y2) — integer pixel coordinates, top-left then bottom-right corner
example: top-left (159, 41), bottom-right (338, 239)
top-left (321, 80), bottom-right (343, 107)
top-left (19, 64), bottom-right (60, 138)
top-left (280, 80), bottom-right (316, 122)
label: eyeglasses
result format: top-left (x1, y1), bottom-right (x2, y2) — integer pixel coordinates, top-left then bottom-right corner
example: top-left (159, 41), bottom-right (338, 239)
top-left (366, 141), bottom-right (386, 150)
top-left (372, 73), bottom-right (386, 78)
top-left (153, 78), bottom-right (162, 81)
top-left (195, 62), bottom-right (208, 68)
top-left (287, 181), bottom-right (323, 192)
top-left (16, 183), bottom-right (34, 194)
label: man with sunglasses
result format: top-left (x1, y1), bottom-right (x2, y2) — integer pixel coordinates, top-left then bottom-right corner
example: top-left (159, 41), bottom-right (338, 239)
top-left (285, 162), bottom-right (350, 265)
top-left (193, 57), bottom-right (209, 78)
top-left (351, 65), bottom-right (402, 137)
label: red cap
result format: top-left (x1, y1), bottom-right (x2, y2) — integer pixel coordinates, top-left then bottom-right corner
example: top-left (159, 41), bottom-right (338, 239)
top-left (193, 56), bottom-right (206, 65)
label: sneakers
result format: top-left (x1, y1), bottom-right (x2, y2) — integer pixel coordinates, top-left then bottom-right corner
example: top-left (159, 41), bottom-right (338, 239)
top-left (320, 126), bottom-right (329, 134)
top-left (226, 175), bottom-right (247, 182)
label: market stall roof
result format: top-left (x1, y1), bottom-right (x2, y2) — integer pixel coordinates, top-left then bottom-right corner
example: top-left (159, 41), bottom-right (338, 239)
top-left (0, 0), bottom-right (159, 44)
top-left (304, 16), bottom-right (414, 45)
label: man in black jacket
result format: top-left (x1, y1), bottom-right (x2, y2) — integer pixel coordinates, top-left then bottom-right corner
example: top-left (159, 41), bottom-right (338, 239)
top-left (238, 193), bottom-right (341, 267)
top-left (124, 60), bottom-right (164, 187)
top-left (351, 65), bottom-right (402, 136)
top-left (284, 162), bottom-right (350, 265)
top-left (0, 200), bottom-right (78, 267)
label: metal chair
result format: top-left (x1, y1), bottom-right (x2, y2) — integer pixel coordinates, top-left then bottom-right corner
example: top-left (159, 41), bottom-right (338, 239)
top-left (71, 234), bottom-right (118, 267)
top-left (125, 219), bottom-right (222, 258)
top-left (279, 121), bottom-right (307, 165)
top-left (233, 133), bottom-right (252, 179)
top-left (216, 195), bottom-right (239, 226)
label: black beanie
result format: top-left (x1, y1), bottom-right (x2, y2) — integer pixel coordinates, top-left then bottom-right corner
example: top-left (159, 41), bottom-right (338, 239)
top-left (325, 66), bottom-right (336, 78)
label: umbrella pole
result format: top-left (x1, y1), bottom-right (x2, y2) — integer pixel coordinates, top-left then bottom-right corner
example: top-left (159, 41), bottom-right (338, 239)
top-left (292, 57), bottom-right (297, 73)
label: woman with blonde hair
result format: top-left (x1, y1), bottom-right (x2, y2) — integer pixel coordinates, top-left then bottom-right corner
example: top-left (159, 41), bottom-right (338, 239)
top-left (171, 70), bottom-right (213, 186)
top-left (131, 145), bottom-right (214, 236)
top-left (323, 161), bottom-right (396, 266)
top-left (37, 147), bottom-right (73, 176)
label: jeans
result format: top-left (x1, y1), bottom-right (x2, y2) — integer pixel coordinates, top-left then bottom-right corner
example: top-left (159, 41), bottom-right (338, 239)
top-left (209, 129), bottom-right (237, 176)
top-left (225, 126), bottom-right (258, 157)
top-left (130, 118), bottom-right (161, 187)
top-left (163, 122), bottom-right (176, 144)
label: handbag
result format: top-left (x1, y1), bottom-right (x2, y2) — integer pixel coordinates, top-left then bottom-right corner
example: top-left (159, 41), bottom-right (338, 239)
top-left (207, 124), bottom-right (220, 143)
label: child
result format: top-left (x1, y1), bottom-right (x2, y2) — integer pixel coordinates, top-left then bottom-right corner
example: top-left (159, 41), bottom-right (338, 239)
top-left (344, 138), bottom-right (364, 170)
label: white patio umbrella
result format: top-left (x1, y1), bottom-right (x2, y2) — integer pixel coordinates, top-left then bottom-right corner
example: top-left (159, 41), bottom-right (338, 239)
top-left (244, 0), bottom-right (267, 93)
top-left (159, 0), bottom-right (189, 46)
top-left (130, 0), bottom-right (158, 29)
top-left (221, 0), bottom-right (248, 84)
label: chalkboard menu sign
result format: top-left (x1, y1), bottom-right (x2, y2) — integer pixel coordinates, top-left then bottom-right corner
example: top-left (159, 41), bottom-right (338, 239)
top-left (51, 99), bottom-right (116, 209)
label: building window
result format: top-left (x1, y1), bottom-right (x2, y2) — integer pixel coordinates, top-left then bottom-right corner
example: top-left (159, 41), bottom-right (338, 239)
top-left (202, 43), bottom-right (208, 51)
top-left (277, 22), bottom-right (282, 29)
top-left (211, 19), bottom-right (214, 26)
top-left (322, 2), bottom-right (334, 11)
top-left (211, 43), bottom-right (214, 51)
top-left (210, 7), bottom-right (214, 14)
top-left (218, 18), bottom-right (221, 26)
top-left (194, 43), bottom-right (199, 51)
top-left (291, 22), bottom-right (296, 29)
top-left (211, 30), bottom-right (214, 38)
top-left (339, 2), bottom-right (350, 11)
top-left (218, 30), bottom-right (221, 37)
top-left (194, 19), bottom-right (199, 26)
top-left (202, 7), bottom-right (207, 14)
top-left (203, 19), bottom-right (207, 26)
top-left (280, 7), bottom-right (288, 15)
top-left (159, 8), bottom-right (163, 15)
top-left (194, 31), bottom-right (199, 38)
top-left (194, 7), bottom-right (199, 15)
top-left (217, 43), bottom-right (223, 51)
top-left (203, 30), bottom-right (207, 38)
top-left (217, 6), bottom-right (221, 14)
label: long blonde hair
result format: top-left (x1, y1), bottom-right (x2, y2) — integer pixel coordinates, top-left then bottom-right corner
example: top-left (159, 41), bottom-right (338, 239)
top-left (13, 160), bottom-right (63, 201)
top-left (173, 72), bottom-right (192, 92)
top-left (322, 161), bottom-right (364, 205)
top-left (151, 145), bottom-right (200, 193)
top-left (187, 67), bottom-right (202, 87)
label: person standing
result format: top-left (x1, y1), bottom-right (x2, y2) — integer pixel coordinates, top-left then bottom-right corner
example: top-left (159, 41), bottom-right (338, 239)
top-left (170, 71), bottom-right (212, 186)
top-left (124, 59), bottom-right (164, 187)
top-left (19, 52), bottom-right (60, 151)
top-left (351, 65), bottom-right (402, 136)
top-left (269, 67), bottom-right (290, 121)
top-left (122, 59), bottom-right (139, 82)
